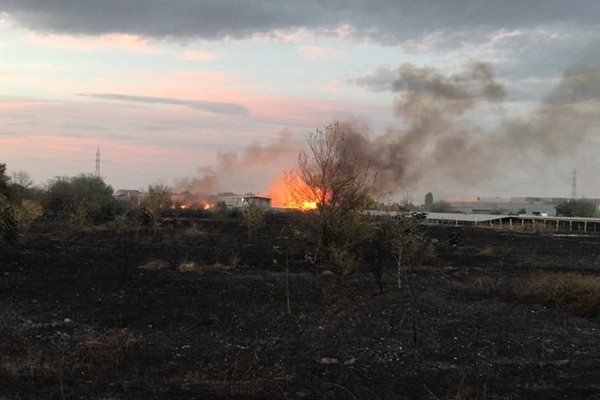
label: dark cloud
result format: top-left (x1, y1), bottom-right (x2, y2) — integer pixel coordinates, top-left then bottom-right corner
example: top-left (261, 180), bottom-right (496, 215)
top-left (77, 93), bottom-right (248, 116)
top-left (1, 0), bottom-right (598, 43)
top-left (353, 31), bottom-right (600, 102)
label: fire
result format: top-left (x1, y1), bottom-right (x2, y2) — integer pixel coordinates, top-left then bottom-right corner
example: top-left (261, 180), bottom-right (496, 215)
top-left (172, 201), bottom-right (213, 210)
top-left (300, 200), bottom-right (318, 210)
top-left (269, 175), bottom-right (319, 211)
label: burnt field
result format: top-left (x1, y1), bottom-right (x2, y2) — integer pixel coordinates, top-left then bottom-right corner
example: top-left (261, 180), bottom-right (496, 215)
top-left (2, 214), bottom-right (600, 399)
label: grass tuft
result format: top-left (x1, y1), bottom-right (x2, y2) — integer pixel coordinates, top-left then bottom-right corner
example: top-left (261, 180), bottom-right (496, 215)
top-left (177, 262), bottom-right (234, 274)
top-left (138, 259), bottom-right (170, 271)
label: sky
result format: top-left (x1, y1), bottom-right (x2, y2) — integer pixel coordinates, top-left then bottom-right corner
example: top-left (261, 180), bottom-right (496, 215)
top-left (0, 1), bottom-right (599, 201)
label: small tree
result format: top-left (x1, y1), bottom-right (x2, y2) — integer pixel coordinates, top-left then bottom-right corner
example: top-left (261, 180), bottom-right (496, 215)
top-left (361, 215), bottom-right (433, 293)
top-left (142, 184), bottom-right (172, 226)
top-left (0, 163), bottom-right (10, 200)
top-left (288, 122), bottom-right (376, 262)
top-left (45, 175), bottom-right (118, 222)
top-left (391, 222), bottom-right (433, 289)
top-left (241, 203), bottom-right (265, 241)
top-left (11, 170), bottom-right (33, 188)
top-left (388, 215), bottom-right (434, 348)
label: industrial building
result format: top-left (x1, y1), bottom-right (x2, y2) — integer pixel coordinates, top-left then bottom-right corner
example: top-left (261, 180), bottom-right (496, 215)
top-left (115, 189), bottom-right (146, 207)
top-left (209, 192), bottom-right (272, 209)
top-left (445, 196), bottom-right (600, 216)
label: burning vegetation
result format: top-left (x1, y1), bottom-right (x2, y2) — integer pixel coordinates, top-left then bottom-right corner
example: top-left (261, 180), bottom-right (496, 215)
top-left (268, 175), bottom-right (318, 210)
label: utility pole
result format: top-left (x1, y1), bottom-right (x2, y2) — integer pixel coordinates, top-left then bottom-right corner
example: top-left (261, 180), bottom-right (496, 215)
top-left (95, 146), bottom-right (101, 177)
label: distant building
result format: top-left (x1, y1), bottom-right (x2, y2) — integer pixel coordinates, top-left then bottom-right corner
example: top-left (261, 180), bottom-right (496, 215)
top-left (210, 192), bottom-right (245, 208)
top-left (446, 196), bottom-right (558, 216)
top-left (115, 189), bottom-right (146, 207)
top-left (424, 192), bottom-right (434, 212)
top-left (242, 196), bottom-right (272, 210)
top-left (210, 192), bottom-right (272, 209)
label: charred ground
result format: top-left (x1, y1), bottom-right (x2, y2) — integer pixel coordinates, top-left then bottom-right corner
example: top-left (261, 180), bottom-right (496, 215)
top-left (1, 214), bottom-right (600, 399)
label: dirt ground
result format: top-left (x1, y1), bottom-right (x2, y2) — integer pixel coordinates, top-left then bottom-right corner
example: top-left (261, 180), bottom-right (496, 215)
top-left (2, 215), bottom-right (600, 399)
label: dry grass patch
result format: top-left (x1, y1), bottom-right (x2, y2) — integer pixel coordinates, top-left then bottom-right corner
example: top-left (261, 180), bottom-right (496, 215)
top-left (177, 262), bottom-right (234, 274)
top-left (513, 272), bottom-right (600, 317)
top-left (138, 259), bottom-right (170, 271)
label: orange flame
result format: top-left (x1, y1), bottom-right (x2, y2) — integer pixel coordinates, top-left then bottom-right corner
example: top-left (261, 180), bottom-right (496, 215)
top-left (269, 175), bottom-right (318, 211)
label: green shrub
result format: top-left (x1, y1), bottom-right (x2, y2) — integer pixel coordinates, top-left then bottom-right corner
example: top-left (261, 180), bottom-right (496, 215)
top-left (45, 175), bottom-right (120, 222)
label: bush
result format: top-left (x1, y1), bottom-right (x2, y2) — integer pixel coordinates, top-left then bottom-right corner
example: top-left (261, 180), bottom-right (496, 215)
top-left (241, 203), bottom-right (265, 240)
top-left (16, 199), bottom-right (43, 230)
top-left (141, 184), bottom-right (172, 226)
top-left (45, 175), bottom-right (120, 222)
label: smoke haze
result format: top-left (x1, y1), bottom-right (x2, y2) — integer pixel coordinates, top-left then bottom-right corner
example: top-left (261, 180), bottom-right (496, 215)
top-left (178, 45), bottom-right (599, 200)
top-left (175, 132), bottom-right (303, 196)
top-left (336, 49), bottom-right (600, 197)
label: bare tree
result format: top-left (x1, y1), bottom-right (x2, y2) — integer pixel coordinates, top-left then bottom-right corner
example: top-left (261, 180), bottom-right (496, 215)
top-left (142, 184), bottom-right (172, 226)
top-left (289, 122), bottom-right (376, 256)
top-left (11, 170), bottom-right (33, 188)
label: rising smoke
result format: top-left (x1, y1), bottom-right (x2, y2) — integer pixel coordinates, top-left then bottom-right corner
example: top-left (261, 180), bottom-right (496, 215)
top-left (179, 46), bottom-right (600, 198)
top-left (175, 132), bottom-right (303, 196)
top-left (338, 49), bottom-right (600, 195)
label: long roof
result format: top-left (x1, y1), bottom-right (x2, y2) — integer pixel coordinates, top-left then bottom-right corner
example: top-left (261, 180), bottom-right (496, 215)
top-left (425, 212), bottom-right (505, 222)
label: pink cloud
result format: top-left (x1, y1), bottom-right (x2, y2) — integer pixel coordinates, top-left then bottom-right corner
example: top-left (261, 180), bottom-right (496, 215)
top-left (297, 45), bottom-right (345, 60)
top-left (0, 133), bottom-right (215, 188)
top-left (0, 98), bottom-right (59, 110)
top-left (0, 92), bottom-right (392, 192)
top-left (24, 33), bottom-right (162, 54)
top-left (184, 50), bottom-right (218, 61)
top-left (74, 68), bottom-right (388, 127)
